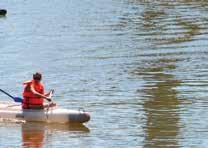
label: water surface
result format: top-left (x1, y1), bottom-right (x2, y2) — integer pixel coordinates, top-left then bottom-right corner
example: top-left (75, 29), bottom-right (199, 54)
top-left (0, 0), bottom-right (208, 147)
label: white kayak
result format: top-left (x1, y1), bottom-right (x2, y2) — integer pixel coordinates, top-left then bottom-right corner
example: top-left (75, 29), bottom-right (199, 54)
top-left (0, 102), bottom-right (90, 124)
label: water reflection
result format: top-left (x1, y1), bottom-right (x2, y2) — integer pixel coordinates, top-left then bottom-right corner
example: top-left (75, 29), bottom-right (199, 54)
top-left (135, 59), bottom-right (181, 147)
top-left (129, 1), bottom-right (190, 146)
top-left (22, 123), bottom-right (44, 148)
top-left (21, 122), bottom-right (89, 148)
top-left (114, 0), bottom-right (208, 146)
top-left (132, 1), bottom-right (184, 146)
top-left (144, 6), bottom-right (200, 45)
top-left (123, 0), bottom-right (202, 46)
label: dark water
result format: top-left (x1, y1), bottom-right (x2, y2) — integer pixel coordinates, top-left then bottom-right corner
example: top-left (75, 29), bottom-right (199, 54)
top-left (0, 0), bottom-right (208, 147)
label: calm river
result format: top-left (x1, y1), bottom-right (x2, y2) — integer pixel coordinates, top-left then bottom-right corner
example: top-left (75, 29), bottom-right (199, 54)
top-left (0, 0), bottom-right (208, 147)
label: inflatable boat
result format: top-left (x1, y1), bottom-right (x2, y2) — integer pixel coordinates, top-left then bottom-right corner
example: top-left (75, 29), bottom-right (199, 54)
top-left (0, 102), bottom-right (90, 124)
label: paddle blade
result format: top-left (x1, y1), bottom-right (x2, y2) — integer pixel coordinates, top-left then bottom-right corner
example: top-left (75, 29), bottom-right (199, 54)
top-left (14, 97), bottom-right (23, 103)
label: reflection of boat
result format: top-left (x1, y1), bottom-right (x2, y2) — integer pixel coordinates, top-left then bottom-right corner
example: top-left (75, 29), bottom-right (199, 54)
top-left (0, 9), bottom-right (7, 16)
top-left (0, 102), bottom-right (90, 124)
top-left (22, 122), bottom-right (89, 148)
top-left (22, 122), bottom-right (90, 133)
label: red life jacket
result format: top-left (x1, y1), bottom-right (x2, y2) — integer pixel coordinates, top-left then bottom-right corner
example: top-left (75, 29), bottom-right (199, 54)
top-left (22, 80), bottom-right (44, 109)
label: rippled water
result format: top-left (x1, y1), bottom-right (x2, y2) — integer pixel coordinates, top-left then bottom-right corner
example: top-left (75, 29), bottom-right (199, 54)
top-left (0, 0), bottom-right (208, 147)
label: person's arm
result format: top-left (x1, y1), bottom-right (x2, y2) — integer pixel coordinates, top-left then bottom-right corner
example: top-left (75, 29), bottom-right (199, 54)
top-left (30, 85), bottom-right (52, 101)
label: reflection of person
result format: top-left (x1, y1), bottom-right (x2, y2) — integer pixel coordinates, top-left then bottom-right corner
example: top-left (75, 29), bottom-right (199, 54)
top-left (21, 122), bottom-right (90, 148)
top-left (22, 72), bottom-right (56, 109)
top-left (22, 123), bottom-right (44, 148)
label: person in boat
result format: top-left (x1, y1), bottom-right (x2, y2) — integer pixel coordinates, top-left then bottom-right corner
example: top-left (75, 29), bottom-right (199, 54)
top-left (22, 72), bottom-right (56, 109)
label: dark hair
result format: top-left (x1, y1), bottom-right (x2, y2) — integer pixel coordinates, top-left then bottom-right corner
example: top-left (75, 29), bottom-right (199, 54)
top-left (33, 72), bottom-right (42, 81)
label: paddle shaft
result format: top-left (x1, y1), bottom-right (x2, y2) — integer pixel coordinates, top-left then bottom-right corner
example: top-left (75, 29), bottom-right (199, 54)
top-left (0, 89), bottom-right (16, 99)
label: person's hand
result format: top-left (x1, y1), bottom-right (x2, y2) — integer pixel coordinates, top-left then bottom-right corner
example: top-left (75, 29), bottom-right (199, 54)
top-left (46, 98), bottom-right (52, 102)
top-left (50, 102), bottom-right (57, 107)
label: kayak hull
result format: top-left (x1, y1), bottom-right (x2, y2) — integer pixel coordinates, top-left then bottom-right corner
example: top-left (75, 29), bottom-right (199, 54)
top-left (0, 102), bottom-right (90, 124)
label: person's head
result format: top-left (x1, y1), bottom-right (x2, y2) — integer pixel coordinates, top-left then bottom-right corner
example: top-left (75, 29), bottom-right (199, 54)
top-left (33, 72), bottom-right (42, 83)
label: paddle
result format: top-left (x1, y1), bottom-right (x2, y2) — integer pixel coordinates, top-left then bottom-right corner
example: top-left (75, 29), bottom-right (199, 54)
top-left (48, 90), bottom-right (56, 105)
top-left (45, 89), bottom-right (56, 108)
top-left (0, 89), bottom-right (23, 103)
top-left (48, 89), bottom-right (54, 99)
